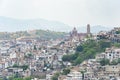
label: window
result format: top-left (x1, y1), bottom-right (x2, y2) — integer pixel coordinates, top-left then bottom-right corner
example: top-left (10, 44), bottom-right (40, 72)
top-left (109, 54), bottom-right (111, 56)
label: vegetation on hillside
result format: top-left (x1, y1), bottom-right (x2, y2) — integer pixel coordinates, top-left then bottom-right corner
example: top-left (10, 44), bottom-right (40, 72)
top-left (116, 30), bottom-right (120, 34)
top-left (62, 39), bottom-right (114, 65)
top-left (13, 64), bottom-right (29, 71)
top-left (0, 77), bottom-right (32, 80)
top-left (100, 58), bottom-right (120, 66)
top-left (35, 30), bottom-right (66, 39)
top-left (0, 30), bottom-right (66, 40)
top-left (51, 72), bottom-right (60, 80)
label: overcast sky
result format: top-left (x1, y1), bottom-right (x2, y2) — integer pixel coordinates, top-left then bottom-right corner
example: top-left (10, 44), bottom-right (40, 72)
top-left (0, 0), bottom-right (120, 27)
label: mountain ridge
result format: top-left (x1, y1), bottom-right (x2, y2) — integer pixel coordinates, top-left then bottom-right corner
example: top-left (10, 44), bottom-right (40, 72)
top-left (0, 16), bottom-right (114, 33)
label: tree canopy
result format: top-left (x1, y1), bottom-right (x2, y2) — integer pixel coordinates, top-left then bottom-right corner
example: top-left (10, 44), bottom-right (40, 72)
top-left (62, 40), bottom-right (114, 65)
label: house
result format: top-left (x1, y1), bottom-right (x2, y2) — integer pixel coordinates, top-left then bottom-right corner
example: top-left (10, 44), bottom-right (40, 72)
top-left (46, 73), bottom-right (53, 80)
top-left (84, 72), bottom-right (95, 80)
top-left (105, 48), bottom-right (120, 61)
top-left (96, 53), bottom-right (105, 61)
top-left (66, 70), bottom-right (82, 80)
top-left (96, 48), bottom-right (120, 62)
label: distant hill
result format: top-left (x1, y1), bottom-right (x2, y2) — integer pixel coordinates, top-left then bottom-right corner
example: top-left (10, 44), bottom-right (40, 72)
top-left (0, 16), bottom-right (71, 32)
top-left (0, 16), bottom-right (114, 33)
top-left (0, 30), bottom-right (67, 40)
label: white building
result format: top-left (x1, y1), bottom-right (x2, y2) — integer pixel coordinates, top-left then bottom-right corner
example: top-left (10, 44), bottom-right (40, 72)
top-left (105, 48), bottom-right (120, 61)
top-left (66, 71), bottom-right (82, 80)
top-left (96, 48), bottom-right (120, 62)
top-left (46, 73), bottom-right (53, 80)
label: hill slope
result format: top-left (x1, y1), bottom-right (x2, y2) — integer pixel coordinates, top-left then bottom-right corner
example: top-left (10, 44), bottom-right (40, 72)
top-left (0, 30), bottom-right (66, 40)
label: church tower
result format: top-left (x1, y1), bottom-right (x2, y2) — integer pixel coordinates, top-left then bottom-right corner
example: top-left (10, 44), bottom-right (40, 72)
top-left (72, 27), bottom-right (78, 37)
top-left (87, 24), bottom-right (90, 34)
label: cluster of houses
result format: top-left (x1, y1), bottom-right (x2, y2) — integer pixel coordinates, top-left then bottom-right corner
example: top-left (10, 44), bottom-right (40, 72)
top-left (0, 26), bottom-right (120, 80)
top-left (56, 27), bottom-right (120, 80)
top-left (56, 47), bottom-right (120, 80)
top-left (97, 27), bottom-right (120, 43)
top-left (0, 27), bottom-right (82, 80)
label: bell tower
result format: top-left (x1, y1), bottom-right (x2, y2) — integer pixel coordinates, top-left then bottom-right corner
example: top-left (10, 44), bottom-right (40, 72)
top-left (87, 24), bottom-right (90, 34)
top-left (72, 27), bottom-right (78, 36)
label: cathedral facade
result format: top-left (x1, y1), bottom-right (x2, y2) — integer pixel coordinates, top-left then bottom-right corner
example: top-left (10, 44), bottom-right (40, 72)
top-left (70, 24), bottom-right (91, 41)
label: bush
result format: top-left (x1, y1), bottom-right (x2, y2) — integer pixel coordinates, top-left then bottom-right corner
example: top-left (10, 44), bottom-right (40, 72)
top-left (116, 30), bottom-right (120, 34)
top-left (118, 58), bottom-right (120, 63)
top-left (76, 45), bottom-right (83, 52)
top-left (62, 54), bottom-right (77, 62)
top-left (51, 72), bottom-right (60, 80)
top-left (110, 60), bottom-right (118, 65)
top-left (21, 65), bottom-right (28, 70)
top-left (100, 59), bottom-right (109, 66)
top-left (74, 57), bottom-right (83, 65)
top-left (12, 64), bottom-right (28, 71)
top-left (62, 68), bottom-right (70, 75)
top-left (99, 40), bottom-right (111, 50)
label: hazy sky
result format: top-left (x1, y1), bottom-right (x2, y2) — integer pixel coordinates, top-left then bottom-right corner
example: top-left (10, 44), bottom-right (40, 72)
top-left (0, 0), bottom-right (120, 27)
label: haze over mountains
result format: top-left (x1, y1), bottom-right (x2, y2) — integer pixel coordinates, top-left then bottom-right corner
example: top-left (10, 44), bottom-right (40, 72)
top-left (0, 16), bottom-right (113, 33)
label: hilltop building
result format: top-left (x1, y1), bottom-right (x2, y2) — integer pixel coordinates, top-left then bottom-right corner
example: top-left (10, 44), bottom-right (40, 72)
top-left (70, 24), bottom-right (92, 41)
top-left (109, 27), bottom-right (120, 42)
top-left (87, 24), bottom-right (90, 34)
top-left (97, 27), bottom-right (120, 42)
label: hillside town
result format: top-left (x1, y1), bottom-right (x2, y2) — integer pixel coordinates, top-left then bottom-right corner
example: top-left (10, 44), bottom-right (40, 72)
top-left (0, 25), bottom-right (120, 80)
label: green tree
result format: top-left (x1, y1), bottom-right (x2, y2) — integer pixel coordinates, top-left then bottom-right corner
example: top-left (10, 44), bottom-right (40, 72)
top-left (24, 77), bottom-right (32, 80)
top-left (13, 78), bottom-right (23, 80)
top-left (21, 65), bottom-right (28, 71)
top-left (116, 30), bottom-right (120, 34)
top-left (51, 72), bottom-right (60, 80)
top-left (34, 45), bottom-right (37, 50)
top-left (74, 57), bottom-right (83, 65)
top-left (118, 58), bottom-right (120, 63)
top-left (62, 55), bottom-right (71, 61)
top-left (13, 64), bottom-right (19, 67)
top-left (99, 40), bottom-right (111, 50)
top-left (113, 43), bottom-right (120, 47)
top-left (62, 68), bottom-right (70, 75)
top-left (12, 64), bottom-right (28, 71)
top-left (9, 76), bottom-right (14, 80)
top-left (100, 59), bottom-right (109, 66)
top-left (76, 45), bottom-right (83, 52)
top-left (62, 54), bottom-right (77, 62)
top-left (110, 60), bottom-right (118, 65)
